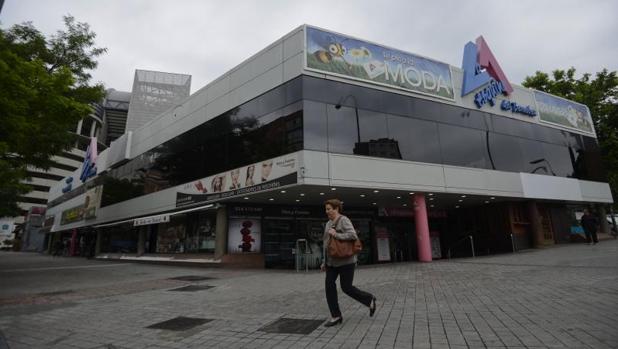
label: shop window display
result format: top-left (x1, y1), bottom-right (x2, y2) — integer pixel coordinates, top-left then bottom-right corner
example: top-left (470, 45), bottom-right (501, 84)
top-left (157, 220), bottom-right (187, 253)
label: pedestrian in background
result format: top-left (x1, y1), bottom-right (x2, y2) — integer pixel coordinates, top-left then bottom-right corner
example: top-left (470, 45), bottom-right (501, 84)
top-left (581, 209), bottom-right (599, 245)
top-left (321, 198), bottom-right (376, 327)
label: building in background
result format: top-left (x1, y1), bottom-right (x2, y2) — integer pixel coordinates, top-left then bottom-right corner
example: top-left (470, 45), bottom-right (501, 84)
top-left (124, 70), bottom-right (191, 133)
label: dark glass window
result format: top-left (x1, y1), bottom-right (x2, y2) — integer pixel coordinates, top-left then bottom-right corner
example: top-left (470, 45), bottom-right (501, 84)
top-left (438, 124), bottom-right (490, 169)
top-left (519, 138), bottom-right (549, 175)
top-left (303, 100), bottom-right (328, 151)
top-left (488, 133), bottom-right (524, 172)
top-left (326, 104), bottom-right (358, 155)
top-left (543, 143), bottom-right (575, 177)
top-left (101, 78), bottom-right (304, 208)
top-left (386, 115), bottom-right (441, 163)
top-left (357, 110), bottom-right (392, 157)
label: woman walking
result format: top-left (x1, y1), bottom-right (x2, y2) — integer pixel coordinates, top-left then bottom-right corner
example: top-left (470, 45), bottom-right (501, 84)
top-left (321, 199), bottom-right (376, 327)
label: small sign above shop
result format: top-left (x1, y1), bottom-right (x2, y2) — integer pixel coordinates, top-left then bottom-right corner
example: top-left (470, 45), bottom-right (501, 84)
top-left (134, 214), bottom-right (170, 226)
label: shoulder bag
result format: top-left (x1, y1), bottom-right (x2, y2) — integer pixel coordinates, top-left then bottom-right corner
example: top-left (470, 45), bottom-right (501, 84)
top-left (328, 216), bottom-right (363, 258)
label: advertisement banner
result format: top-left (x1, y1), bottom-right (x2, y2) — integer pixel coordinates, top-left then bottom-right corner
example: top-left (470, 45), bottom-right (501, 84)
top-left (534, 90), bottom-right (594, 134)
top-left (228, 218), bottom-right (261, 253)
top-left (60, 205), bottom-right (84, 225)
top-left (176, 154), bottom-right (298, 207)
top-left (305, 26), bottom-right (454, 100)
top-left (83, 186), bottom-right (103, 220)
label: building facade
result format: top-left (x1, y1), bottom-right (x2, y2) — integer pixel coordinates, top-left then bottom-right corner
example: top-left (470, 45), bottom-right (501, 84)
top-left (44, 25), bottom-right (612, 267)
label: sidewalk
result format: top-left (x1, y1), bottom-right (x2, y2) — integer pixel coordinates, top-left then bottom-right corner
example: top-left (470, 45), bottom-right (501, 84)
top-left (1, 240), bottom-right (617, 348)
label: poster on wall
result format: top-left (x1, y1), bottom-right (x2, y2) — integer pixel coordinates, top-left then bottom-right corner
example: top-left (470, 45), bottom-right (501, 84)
top-left (534, 90), bottom-right (594, 134)
top-left (305, 26), bottom-right (454, 100)
top-left (228, 218), bottom-right (261, 253)
top-left (375, 226), bottom-right (391, 262)
top-left (83, 186), bottom-right (103, 220)
top-left (176, 154), bottom-right (298, 207)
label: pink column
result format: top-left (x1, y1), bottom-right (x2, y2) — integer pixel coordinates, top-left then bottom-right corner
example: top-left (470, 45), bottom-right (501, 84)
top-left (414, 194), bottom-right (432, 262)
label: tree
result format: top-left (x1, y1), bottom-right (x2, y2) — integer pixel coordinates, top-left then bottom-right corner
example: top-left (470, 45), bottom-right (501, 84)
top-left (0, 15), bottom-right (106, 216)
top-left (522, 68), bottom-right (618, 202)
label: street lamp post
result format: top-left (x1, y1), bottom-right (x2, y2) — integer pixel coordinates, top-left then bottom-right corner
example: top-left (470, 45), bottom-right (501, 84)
top-left (335, 95), bottom-right (361, 144)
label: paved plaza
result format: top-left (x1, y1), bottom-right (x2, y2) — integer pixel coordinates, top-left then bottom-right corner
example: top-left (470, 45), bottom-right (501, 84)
top-left (0, 239), bottom-right (617, 349)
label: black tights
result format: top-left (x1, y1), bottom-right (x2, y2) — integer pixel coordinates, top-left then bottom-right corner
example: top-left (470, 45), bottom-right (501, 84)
top-left (325, 263), bottom-right (374, 318)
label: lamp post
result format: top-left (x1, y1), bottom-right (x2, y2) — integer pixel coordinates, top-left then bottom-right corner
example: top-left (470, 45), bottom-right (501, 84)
top-left (335, 95), bottom-right (361, 145)
top-left (530, 158), bottom-right (556, 176)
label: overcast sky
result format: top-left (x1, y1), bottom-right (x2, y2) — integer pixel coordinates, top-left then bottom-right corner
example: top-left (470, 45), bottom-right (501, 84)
top-left (2, 0), bottom-right (617, 94)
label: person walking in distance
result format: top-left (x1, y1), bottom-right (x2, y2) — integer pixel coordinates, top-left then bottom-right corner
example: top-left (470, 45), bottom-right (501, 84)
top-left (581, 209), bottom-right (599, 245)
top-left (321, 199), bottom-right (376, 327)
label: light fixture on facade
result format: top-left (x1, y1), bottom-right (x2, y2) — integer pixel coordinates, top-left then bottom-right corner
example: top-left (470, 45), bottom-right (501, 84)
top-left (295, 199), bottom-right (300, 202)
top-left (331, 188), bottom-right (337, 191)
top-left (458, 199), bottom-right (463, 202)
top-left (484, 201), bottom-right (489, 204)
top-left (280, 190), bottom-right (286, 194)
top-left (455, 205), bottom-right (460, 208)
top-left (429, 198), bottom-right (434, 201)
top-left (428, 193), bottom-right (434, 196)
top-left (396, 196), bottom-right (401, 199)
top-left (244, 197), bottom-right (249, 200)
top-left (372, 202), bottom-right (377, 205)
top-left (373, 190), bottom-right (379, 193)
top-left (360, 194), bottom-right (365, 197)
top-left (461, 195), bottom-right (466, 198)
top-left (409, 192), bottom-right (415, 195)
top-left (269, 198), bottom-right (274, 201)
top-left (403, 203), bottom-right (407, 207)
top-left (430, 205), bottom-right (435, 208)
top-left (319, 192), bottom-right (324, 195)
top-left (490, 197), bottom-right (495, 200)
top-left (300, 193), bottom-right (305, 196)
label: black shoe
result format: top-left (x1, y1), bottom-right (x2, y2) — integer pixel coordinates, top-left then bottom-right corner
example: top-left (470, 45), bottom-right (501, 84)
top-left (324, 317), bottom-right (342, 327)
top-left (369, 297), bottom-right (377, 317)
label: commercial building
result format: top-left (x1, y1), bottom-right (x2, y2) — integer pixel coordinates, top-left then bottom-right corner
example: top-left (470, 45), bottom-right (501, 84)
top-left (44, 25), bottom-right (612, 268)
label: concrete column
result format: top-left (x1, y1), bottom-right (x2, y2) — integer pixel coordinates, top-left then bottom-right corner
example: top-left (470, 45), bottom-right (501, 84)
top-left (598, 205), bottom-right (609, 234)
top-left (413, 194), bottom-right (432, 262)
top-left (95, 230), bottom-right (102, 255)
top-left (137, 227), bottom-right (146, 256)
top-left (214, 206), bottom-right (228, 259)
top-left (527, 201), bottom-right (544, 248)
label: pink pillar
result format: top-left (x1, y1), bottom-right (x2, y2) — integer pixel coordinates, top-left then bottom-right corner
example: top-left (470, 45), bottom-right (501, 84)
top-left (414, 194), bottom-right (432, 262)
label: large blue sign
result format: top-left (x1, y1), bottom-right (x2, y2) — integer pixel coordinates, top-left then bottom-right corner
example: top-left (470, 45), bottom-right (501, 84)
top-left (80, 137), bottom-right (98, 183)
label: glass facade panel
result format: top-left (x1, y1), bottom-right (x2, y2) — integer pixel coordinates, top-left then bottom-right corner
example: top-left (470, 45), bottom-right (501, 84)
top-left (386, 115), bottom-right (442, 163)
top-left (438, 124), bottom-right (490, 169)
top-left (303, 100), bottom-right (328, 151)
top-left (488, 133), bottom-right (524, 172)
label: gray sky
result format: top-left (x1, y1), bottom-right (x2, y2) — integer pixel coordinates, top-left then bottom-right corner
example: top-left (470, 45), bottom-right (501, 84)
top-left (2, 0), bottom-right (617, 94)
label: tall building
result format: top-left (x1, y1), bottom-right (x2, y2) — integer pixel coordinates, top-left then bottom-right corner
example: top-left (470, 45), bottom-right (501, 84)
top-left (44, 26), bottom-right (612, 267)
top-left (124, 70), bottom-right (191, 133)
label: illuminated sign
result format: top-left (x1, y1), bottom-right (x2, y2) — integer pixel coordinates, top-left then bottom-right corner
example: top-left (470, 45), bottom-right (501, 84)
top-left (80, 137), bottom-right (98, 182)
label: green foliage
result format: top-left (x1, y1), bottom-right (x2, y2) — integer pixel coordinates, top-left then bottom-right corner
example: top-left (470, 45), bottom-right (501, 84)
top-left (523, 68), bottom-right (618, 202)
top-left (0, 16), bottom-right (106, 217)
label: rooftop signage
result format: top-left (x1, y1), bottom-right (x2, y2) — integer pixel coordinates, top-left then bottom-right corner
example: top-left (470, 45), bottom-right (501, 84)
top-left (80, 137), bottom-right (98, 182)
top-left (461, 36), bottom-right (536, 117)
top-left (305, 26), bottom-right (454, 100)
top-left (534, 90), bottom-right (594, 134)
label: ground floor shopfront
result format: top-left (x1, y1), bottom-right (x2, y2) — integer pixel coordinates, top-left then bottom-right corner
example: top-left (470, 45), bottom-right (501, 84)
top-left (46, 190), bottom-right (605, 269)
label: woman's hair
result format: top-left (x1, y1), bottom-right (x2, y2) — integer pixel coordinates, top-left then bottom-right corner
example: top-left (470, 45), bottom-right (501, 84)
top-left (324, 198), bottom-right (343, 212)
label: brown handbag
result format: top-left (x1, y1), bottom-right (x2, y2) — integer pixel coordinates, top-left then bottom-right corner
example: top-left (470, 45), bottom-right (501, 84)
top-left (327, 217), bottom-right (363, 258)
